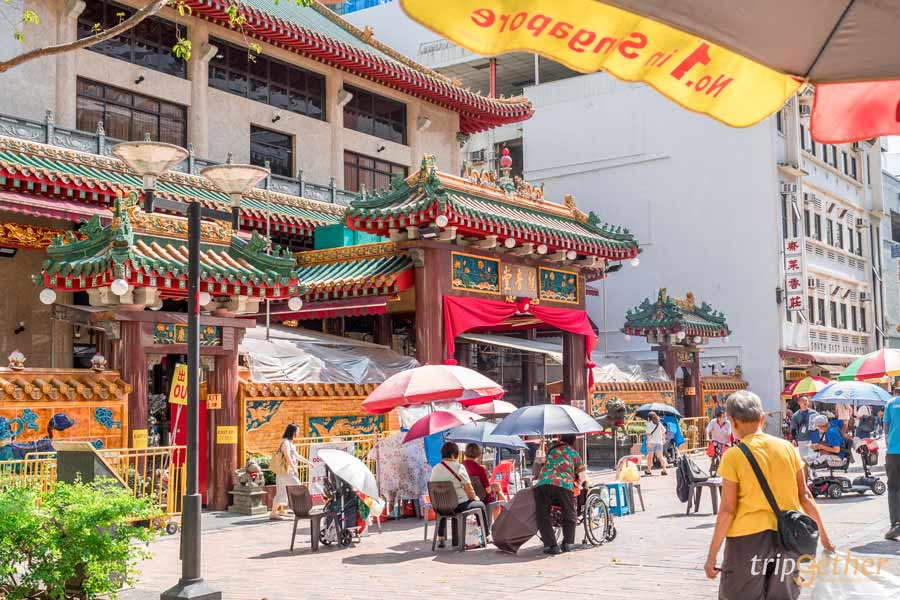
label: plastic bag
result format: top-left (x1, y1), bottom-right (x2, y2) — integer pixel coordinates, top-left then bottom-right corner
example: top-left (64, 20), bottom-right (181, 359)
top-left (464, 515), bottom-right (485, 549)
top-left (810, 551), bottom-right (900, 599)
top-left (618, 461), bottom-right (640, 483)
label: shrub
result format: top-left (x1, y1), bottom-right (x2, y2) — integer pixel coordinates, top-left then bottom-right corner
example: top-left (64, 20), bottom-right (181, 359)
top-left (0, 479), bottom-right (159, 599)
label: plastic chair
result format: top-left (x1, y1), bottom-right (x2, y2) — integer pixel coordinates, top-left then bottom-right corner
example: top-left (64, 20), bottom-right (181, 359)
top-left (470, 476), bottom-right (508, 531)
top-left (427, 481), bottom-right (486, 551)
top-left (605, 482), bottom-right (631, 517)
top-left (287, 485), bottom-right (332, 553)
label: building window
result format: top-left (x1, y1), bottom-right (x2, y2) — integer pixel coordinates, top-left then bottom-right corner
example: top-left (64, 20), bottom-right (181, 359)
top-left (77, 0), bottom-right (186, 78)
top-left (808, 295), bottom-right (815, 323)
top-left (776, 109), bottom-right (784, 134)
top-left (814, 214), bottom-right (822, 241)
top-left (780, 195), bottom-right (788, 239)
top-left (804, 209), bottom-right (811, 238)
top-left (830, 300), bottom-right (838, 328)
top-left (830, 145), bottom-right (839, 169)
top-left (816, 298), bottom-right (826, 326)
top-left (839, 303), bottom-right (847, 329)
top-left (249, 127), bottom-right (292, 177)
top-left (860, 307), bottom-right (867, 332)
top-left (848, 226), bottom-right (855, 253)
top-left (826, 218), bottom-right (834, 245)
top-left (841, 151), bottom-right (848, 175)
top-left (343, 150), bottom-right (407, 193)
top-left (851, 305), bottom-right (858, 331)
top-left (76, 79), bottom-right (186, 145)
top-left (856, 230), bottom-right (863, 256)
top-left (835, 223), bottom-right (843, 249)
top-left (209, 38), bottom-right (325, 121)
top-left (343, 85), bottom-right (406, 144)
top-left (849, 156), bottom-right (858, 180)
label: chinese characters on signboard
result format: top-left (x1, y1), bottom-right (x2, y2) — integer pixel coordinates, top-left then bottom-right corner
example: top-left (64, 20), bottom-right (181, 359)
top-left (783, 237), bottom-right (804, 313)
top-left (501, 264), bottom-right (537, 298)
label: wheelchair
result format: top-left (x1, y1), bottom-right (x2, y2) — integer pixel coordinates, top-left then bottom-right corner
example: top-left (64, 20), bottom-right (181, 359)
top-left (550, 482), bottom-right (617, 547)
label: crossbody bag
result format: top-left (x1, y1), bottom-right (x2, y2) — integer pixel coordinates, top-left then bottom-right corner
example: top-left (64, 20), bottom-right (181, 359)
top-left (737, 443), bottom-right (818, 555)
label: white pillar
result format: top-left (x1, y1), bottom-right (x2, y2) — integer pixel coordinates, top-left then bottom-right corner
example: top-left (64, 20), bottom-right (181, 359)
top-left (187, 22), bottom-right (214, 157)
top-left (328, 74), bottom-right (345, 188)
top-left (55, 0), bottom-right (85, 129)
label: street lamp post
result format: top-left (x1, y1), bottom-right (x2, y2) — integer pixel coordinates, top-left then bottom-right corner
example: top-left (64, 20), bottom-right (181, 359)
top-left (111, 137), bottom-right (188, 213)
top-left (200, 163), bottom-right (269, 230)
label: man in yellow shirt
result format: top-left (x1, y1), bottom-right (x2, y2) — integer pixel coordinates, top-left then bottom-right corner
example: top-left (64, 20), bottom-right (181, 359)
top-left (705, 391), bottom-right (835, 599)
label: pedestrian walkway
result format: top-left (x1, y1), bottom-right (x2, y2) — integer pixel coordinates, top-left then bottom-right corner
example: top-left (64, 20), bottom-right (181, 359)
top-left (119, 456), bottom-right (899, 600)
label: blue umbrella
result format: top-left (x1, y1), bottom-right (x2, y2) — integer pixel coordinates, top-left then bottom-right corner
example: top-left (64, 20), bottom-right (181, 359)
top-left (492, 404), bottom-right (603, 436)
top-left (811, 381), bottom-right (893, 406)
top-left (445, 421), bottom-right (527, 450)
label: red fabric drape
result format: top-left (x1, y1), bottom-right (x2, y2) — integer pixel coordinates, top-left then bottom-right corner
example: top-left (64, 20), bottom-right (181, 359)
top-left (442, 295), bottom-right (598, 383)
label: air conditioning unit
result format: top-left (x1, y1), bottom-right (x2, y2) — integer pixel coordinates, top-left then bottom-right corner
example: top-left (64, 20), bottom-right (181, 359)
top-left (803, 192), bottom-right (816, 206)
top-left (807, 277), bottom-right (816, 288)
top-left (799, 104), bottom-right (811, 117)
top-left (851, 142), bottom-right (862, 151)
top-left (856, 218), bottom-right (865, 228)
top-left (470, 149), bottom-right (486, 163)
top-left (781, 182), bottom-right (797, 194)
top-left (860, 292), bottom-right (869, 301)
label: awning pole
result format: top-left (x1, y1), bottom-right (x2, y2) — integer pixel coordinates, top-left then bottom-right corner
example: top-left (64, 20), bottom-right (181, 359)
top-left (602, 276), bottom-right (609, 357)
top-left (265, 162), bottom-right (272, 341)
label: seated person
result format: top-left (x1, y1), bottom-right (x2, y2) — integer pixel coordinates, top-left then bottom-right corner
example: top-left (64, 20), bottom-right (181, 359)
top-left (806, 414), bottom-right (847, 469)
top-left (462, 444), bottom-right (506, 516)
top-left (429, 442), bottom-right (487, 548)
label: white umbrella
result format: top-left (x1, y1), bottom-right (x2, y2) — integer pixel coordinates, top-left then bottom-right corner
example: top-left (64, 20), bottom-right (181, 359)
top-left (316, 449), bottom-right (379, 499)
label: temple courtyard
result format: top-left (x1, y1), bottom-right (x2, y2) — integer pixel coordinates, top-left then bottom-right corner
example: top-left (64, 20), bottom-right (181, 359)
top-left (120, 457), bottom-right (900, 600)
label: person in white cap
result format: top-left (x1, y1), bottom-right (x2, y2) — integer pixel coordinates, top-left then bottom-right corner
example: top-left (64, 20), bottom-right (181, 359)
top-left (805, 414), bottom-right (847, 469)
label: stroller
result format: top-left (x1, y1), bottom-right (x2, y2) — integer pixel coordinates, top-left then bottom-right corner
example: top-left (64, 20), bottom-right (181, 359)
top-left (320, 466), bottom-right (361, 547)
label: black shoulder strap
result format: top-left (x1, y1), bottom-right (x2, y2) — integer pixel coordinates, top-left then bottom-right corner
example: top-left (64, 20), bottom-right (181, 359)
top-left (737, 442), bottom-right (783, 517)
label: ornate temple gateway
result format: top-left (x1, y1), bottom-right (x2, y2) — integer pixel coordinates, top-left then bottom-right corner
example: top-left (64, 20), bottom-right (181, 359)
top-left (622, 289), bottom-right (746, 418)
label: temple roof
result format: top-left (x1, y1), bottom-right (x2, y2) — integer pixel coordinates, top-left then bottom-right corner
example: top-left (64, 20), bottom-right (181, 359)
top-left (38, 192), bottom-right (302, 300)
top-left (0, 136), bottom-right (343, 238)
top-left (623, 289), bottom-right (731, 340)
top-left (346, 156), bottom-right (639, 261)
top-left (294, 242), bottom-right (413, 302)
top-left (186, 0), bottom-right (533, 134)
top-left (0, 367), bottom-right (131, 403)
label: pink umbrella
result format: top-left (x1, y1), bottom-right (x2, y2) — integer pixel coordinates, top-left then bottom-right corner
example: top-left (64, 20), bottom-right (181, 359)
top-left (469, 399), bottom-right (517, 418)
top-left (362, 364), bottom-right (504, 415)
top-left (403, 410), bottom-right (483, 443)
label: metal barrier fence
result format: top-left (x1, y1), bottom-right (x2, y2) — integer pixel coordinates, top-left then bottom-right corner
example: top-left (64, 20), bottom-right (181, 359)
top-left (249, 432), bottom-right (397, 486)
top-left (622, 416), bottom-right (711, 453)
top-left (0, 446), bottom-right (185, 528)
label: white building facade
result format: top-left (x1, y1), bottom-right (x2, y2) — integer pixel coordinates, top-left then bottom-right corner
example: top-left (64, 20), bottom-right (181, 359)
top-left (350, 4), bottom-right (887, 415)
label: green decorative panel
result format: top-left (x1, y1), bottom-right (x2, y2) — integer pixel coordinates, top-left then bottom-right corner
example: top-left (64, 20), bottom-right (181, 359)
top-left (539, 267), bottom-right (579, 304)
top-left (154, 323), bottom-right (221, 346)
top-left (451, 252), bottom-right (500, 295)
top-left (307, 415), bottom-right (385, 437)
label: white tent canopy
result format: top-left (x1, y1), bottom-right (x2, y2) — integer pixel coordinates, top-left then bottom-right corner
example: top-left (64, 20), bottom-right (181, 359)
top-left (239, 325), bottom-right (418, 385)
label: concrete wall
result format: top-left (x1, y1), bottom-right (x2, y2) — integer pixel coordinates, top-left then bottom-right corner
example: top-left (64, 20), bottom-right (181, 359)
top-left (0, 0), bottom-right (462, 185)
top-left (522, 73), bottom-right (785, 412)
top-left (882, 171), bottom-right (900, 349)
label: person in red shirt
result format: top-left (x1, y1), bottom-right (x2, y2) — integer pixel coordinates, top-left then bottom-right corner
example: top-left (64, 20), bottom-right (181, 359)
top-left (462, 443), bottom-right (497, 503)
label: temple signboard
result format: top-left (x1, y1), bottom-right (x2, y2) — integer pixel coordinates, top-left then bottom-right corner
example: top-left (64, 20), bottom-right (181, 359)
top-left (154, 323), bottom-right (222, 346)
top-left (451, 252), bottom-right (500, 295)
top-left (501, 264), bottom-right (537, 298)
top-left (539, 267), bottom-right (579, 304)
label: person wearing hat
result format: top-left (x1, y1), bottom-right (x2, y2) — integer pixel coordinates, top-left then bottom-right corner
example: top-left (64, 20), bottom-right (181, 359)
top-left (806, 414), bottom-right (846, 469)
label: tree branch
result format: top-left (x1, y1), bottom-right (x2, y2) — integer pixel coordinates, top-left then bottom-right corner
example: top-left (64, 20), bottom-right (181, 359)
top-left (0, 0), bottom-right (170, 74)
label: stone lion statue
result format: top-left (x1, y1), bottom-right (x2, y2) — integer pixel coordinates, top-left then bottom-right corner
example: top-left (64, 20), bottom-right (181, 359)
top-left (236, 458), bottom-right (266, 489)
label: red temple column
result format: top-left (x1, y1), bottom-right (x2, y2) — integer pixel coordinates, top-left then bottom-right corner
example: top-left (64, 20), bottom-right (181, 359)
top-left (414, 247), bottom-right (447, 365)
top-left (208, 346), bottom-right (240, 510)
top-left (117, 320), bottom-right (148, 447)
top-left (561, 332), bottom-right (587, 405)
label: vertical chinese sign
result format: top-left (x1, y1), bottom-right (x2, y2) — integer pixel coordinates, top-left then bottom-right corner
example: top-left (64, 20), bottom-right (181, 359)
top-left (783, 237), bottom-right (804, 314)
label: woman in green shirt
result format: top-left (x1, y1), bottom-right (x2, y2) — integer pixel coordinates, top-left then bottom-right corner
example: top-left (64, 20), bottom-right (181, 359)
top-left (533, 434), bottom-right (586, 554)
